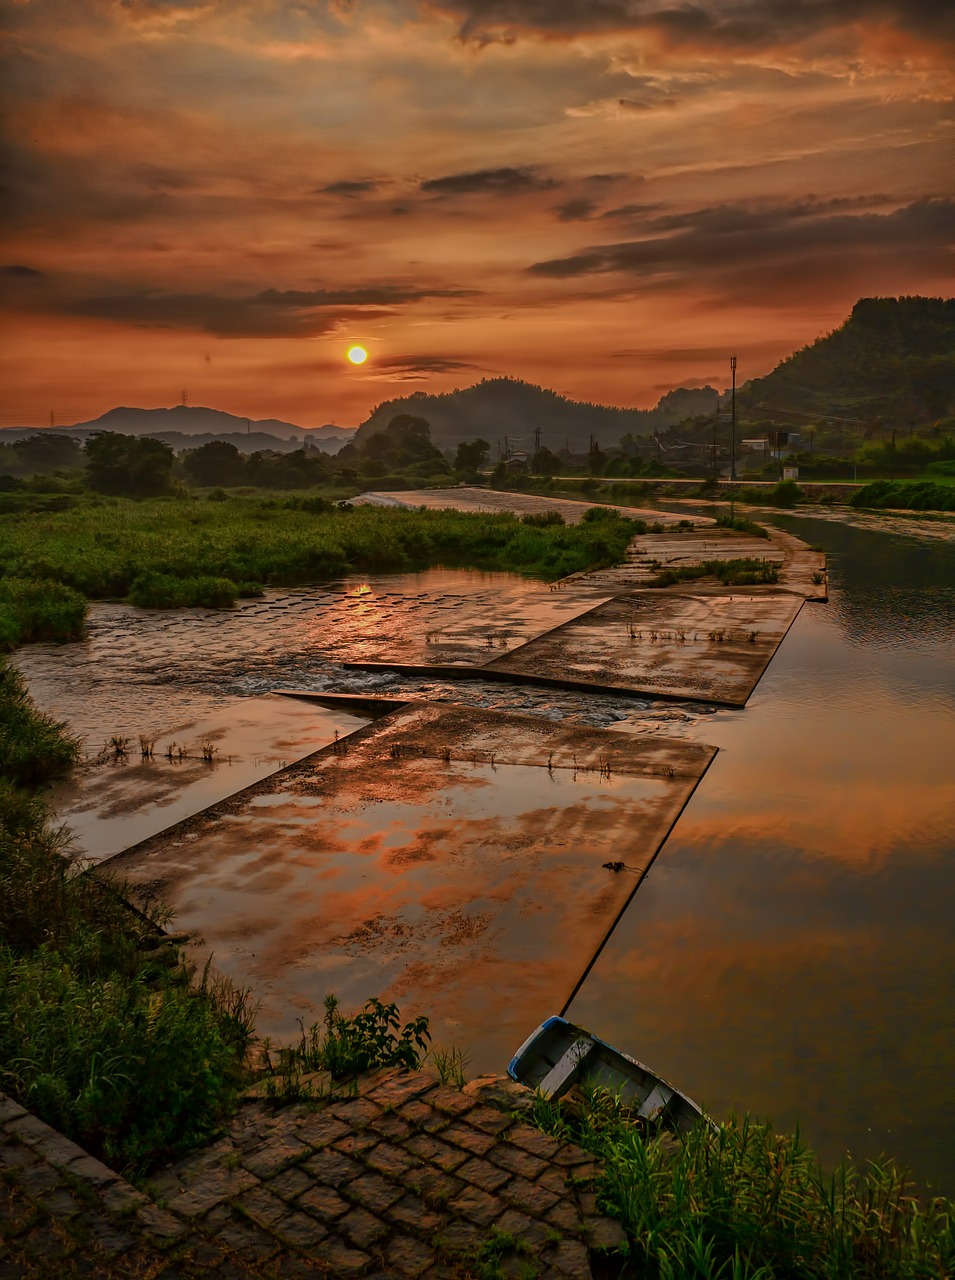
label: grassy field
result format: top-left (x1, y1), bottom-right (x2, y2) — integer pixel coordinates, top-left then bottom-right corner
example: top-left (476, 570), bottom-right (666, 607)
top-left (0, 492), bottom-right (640, 621)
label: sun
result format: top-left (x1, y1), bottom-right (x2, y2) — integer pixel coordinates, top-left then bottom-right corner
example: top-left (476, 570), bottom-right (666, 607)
top-left (346, 345), bottom-right (368, 365)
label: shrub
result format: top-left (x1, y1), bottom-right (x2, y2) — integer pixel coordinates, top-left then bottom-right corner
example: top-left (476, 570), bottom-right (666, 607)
top-left (520, 510), bottom-right (565, 527)
top-left (649, 558), bottom-right (779, 587)
top-left (714, 513), bottom-right (770, 538)
top-left (0, 577), bottom-right (87, 649)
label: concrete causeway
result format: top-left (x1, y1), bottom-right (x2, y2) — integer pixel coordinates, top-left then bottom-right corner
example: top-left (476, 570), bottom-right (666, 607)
top-left (1, 1069), bottom-right (625, 1277)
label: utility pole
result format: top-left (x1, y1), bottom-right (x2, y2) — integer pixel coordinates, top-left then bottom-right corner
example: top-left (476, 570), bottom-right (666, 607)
top-left (730, 355), bottom-right (737, 482)
top-left (712, 414), bottom-right (717, 477)
top-left (49, 410), bottom-right (55, 429)
top-left (181, 390), bottom-right (188, 407)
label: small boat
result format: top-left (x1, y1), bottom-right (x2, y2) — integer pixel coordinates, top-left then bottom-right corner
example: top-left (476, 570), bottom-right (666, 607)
top-left (507, 1016), bottom-right (707, 1134)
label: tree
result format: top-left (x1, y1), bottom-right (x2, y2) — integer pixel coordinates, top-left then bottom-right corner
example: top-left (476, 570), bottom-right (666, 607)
top-left (531, 445), bottom-right (561, 475)
top-left (84, 432), bottom-right (175, 497)
top-left (454, 438), bottom-right (490, 474)
top-left (182, 440), bottom-right (246, 487)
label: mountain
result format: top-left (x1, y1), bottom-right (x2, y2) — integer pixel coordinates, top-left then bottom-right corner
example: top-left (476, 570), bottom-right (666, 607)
top-left (738, 297), bottom-right (955, 426)
top-left (354, 378), bottom-right (720, 453)
top-left (62, 405), bottom-right (355, 443)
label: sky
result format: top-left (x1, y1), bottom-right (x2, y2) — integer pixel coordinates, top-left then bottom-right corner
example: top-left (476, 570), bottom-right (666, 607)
top-left (2, 0), bottom-right (953, 428)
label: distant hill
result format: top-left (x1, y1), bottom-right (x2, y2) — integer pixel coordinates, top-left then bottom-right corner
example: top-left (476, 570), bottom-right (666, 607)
top-left (354, 378), bottom-right (719, 453)
top-left (63, 405), bottom-right (355, 444)
top-left (739, 297), bottom-right (955, 426)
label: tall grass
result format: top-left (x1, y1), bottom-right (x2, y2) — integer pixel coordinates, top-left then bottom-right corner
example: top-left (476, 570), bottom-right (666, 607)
top-left (532, 1092), bottom-right (954, 1278)
top-left (0, 659), bottom-right (255, 1172)
top-left (0, 493), bottom-right (639, 609)
top-left (849, 480), bottom-right (955, 512)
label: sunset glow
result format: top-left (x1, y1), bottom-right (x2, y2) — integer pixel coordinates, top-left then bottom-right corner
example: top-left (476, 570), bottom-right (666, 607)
top-left (1, 1), bottom-right (951, 427)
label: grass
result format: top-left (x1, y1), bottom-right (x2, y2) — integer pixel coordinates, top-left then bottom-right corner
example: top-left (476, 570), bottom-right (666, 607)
top-left (848, 480), bottom-right (955, 512)
top-left (0, 492), bottom-right (640, 614)
top-left (530, 1090), bottom-right (954, 1279)
top-left (649, 558), bottom-right (779, 588)
top-left (0, 576), bottom-right (87, 650)
top-left (0, 659), bottom-right (256, 1173)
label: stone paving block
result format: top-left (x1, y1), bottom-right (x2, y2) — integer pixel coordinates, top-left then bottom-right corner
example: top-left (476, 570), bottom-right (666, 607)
top-left (235, 1184), bottom-right (291, 1228)
top-left (584, 1214), bottom-right (627, 1250)
top-left (535, 1167), bottom-right (571, 1197)
top-left (396, 1100), bottom-right (436, 1127)
top-left (501, 1175), bottom-right (561, 1217)
top-left (541, 1237), bottom-right (591, 1277)
top-left (273, 1210), bottom-right (330, 1250)
top-left (3, 1114), bottom-right (51, 1146)
top-left (64, 1154), bottom-right (119, 1189)
top-left (16, 1161), bottom-right (61, 1196)
top-left (135, 1203), bottom-right (190, 1242)
top-left (493, 1207), bottom-right (556, 1251)
top-left (315, 1234), bottom-right (371, 1276)
top-left (80, 1214), bottom-right (139, 1256)
top-left (364, 1072), bottom-right (440, 1109)
top-left (369, 1112), bottom-right (413, 1142)
top-left (326, 1100), bottom-right (382, 1130)
top-left (215, 1216), bottom-right (281, 1263)
top-left (0, 1097), bottom-right (27, 1125)
top-left (100, 1180), bottom-right (149, 1213)
top-left (364, 1142), bottom-right (420, 1179)
top-left (426, 1088), bottom-right (476, 1119)
top-left (447, 1184), bottom-right (503, 1228)
top-left (302, 1147), bottom-right (363, 1185)
top-left (507, 1127), bottom-right (563, 1160)
top-left (339, 1204), bottom-right (388, 1250)
top-left (295, 1184), bottom-right (351, 1222)
top-left (433, 1219), bottom-right (485, 1254)
top-left (406, 1166), bottom-right (465, 1207)
top-left (545, 1199), bottom-right (584, 1235)
top-left (386, 1194), bottom-right (444, 1236)
top-left (0, 1145), bottom-right (38, 1172)
top-left (28, 1131), bottom-right (87, 1169)
top-left (550, 1144), bottom-right (595, 1169)
top-left (168, 1167), bottom-right (259, 1218)
top-left (36, 1186), bottom-right (83, 1219)
top-left (455, 1156), bottom-right (511, 1194)
top-left (333, 1132), bottom-right (379, 1158)
top-left (406, 1135), bottom-right (467, 1172)
top-left (490, 1143), bottom-right (549, 1180)
top-left (347, 1172), bottom-right (404, 1216)
top-left (464, 1106), bottom-right (515, 1136)
top-left (243, 1135), bottom-right (311, 1177)
top-left (293, 1113), bottom-right (352, 1149)
top-left (439, 1123), bottom-right (496, 1158)
top-left (385, 1234), bottom-right (436, 1277)
top-left (268, 1167), bottom-right (314, 1203)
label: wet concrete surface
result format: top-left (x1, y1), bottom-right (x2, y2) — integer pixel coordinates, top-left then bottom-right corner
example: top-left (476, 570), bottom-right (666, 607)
top-left (108, 703), bottom-right (716, 1068)
top-left (51, 696), bottom-right (371, 864)
top-left (485, 592), bottom-right (804, 706)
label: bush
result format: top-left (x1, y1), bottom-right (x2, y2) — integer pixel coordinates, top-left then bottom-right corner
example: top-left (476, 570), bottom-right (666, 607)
top-left (714, 513), bottom-right (770, 538)
top-left (769, 479), bottom-right (803, 507)
top-left (126, 572), bottom-right (242, 609)
top-left (0, 578), bottom-right (87, 651)
top-left (650, 558), bottom-right (779, 587)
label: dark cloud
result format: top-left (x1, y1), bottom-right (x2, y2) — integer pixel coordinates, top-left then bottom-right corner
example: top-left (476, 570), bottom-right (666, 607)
top-left (21, 282), bottom-right (480, 338)
top-left (318, 180), bottom-right (381, 197)
top-left (618, 97), bottom-right (677, 112)
top-left (553, 198), bottom-right (598, 221)
top-left (420, 166), bottom-right (559, 195)
top-left (528, 198), bottom-right (955, 299)
top-left (600, 203), bottom-right (662, 220)
top-left (373, 354), bottom-right (490, 378)
top-left (3, 264), bottom-right (43, 277)
top-left (421, 0), bottom-right (955, 49)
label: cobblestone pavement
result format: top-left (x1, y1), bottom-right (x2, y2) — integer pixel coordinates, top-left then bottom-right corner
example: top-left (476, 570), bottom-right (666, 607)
top-left (1, 1071), bottom-right (626, 1278)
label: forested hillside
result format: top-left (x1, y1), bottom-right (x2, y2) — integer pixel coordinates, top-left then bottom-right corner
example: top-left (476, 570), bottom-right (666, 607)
top-left (739, 297), bottom-right (955, 426)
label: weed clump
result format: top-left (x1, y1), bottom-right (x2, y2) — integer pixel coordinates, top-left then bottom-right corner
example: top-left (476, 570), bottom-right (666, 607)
top-left (714, 513), bottom-right (770, 538)
top-left (649, 558), bottom-right (779, 588)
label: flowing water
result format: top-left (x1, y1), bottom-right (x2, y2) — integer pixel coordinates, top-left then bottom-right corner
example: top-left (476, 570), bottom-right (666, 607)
top-left (14, 517), bottom-right (955, 1191)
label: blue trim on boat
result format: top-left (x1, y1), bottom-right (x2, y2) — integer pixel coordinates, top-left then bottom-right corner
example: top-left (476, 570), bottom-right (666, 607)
top-left (507, 1015), bottom-right (565, 1082)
